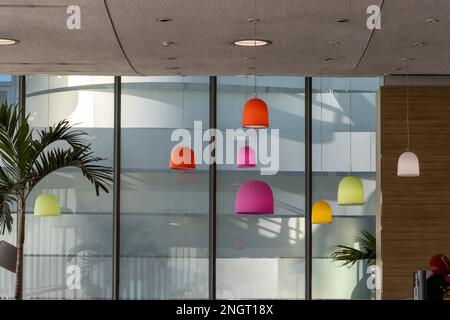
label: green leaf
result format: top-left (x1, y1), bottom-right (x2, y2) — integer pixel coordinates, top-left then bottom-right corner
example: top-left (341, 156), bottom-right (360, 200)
top-left (330, 230), bottom-right (376, 267)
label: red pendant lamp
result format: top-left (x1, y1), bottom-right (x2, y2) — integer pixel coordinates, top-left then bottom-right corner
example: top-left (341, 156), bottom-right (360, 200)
top-left (169, 77), bottom-right (196, 171)
top-left (170, 146), bottom-right (196, 170)
top-left (243, 98), bottom-right (269, 128)
top-left (242, 0), bottom-right (269, 129)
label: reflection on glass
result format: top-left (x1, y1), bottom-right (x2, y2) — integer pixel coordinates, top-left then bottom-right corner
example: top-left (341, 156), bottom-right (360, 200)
top-left (120, 76), bottom-right (209, 299)
top-left (217, 76), bottom-right (306, 299)
top-left (23, 76), bottom-right (114, 299)
top-left (311, 77), bottom-right (380, 299)
top-left (0, 75), bottom-right (19, 298)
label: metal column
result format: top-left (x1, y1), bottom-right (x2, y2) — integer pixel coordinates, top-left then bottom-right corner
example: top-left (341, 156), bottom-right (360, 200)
top-left (305, 77), bottom-right (313, 300)
top-left (112, 76), bottom-right (121, 299)
top-left (209, 76), bottom-right (217, 300)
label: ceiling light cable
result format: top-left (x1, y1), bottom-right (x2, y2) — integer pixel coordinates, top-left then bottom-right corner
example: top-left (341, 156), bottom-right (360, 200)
top-left (253, 0), bottom-right (257, 97)
top-left (320, 69), bottom-right (324, 199)
top-left (347, 0), bottom-right (353, 174)
top-left (406, 60), bottom-right (410, 151)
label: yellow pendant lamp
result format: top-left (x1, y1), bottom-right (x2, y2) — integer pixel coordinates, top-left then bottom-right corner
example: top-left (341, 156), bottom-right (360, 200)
top-left (337, 18), bottom-right (364, 206)
top-left (34, 194), bottom-right (61, 217)
top-left (312, 200), bottom-right (332, 224)
top-left (313, 71), bottom-right (332, 224)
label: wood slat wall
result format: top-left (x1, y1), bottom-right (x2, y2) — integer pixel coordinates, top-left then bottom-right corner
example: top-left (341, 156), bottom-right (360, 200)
top-left (380, 86), bottom-right (450, 299)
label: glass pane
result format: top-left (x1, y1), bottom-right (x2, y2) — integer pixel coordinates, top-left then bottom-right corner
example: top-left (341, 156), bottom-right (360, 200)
top-left (217, 76), bottom-right (305, 299)
top-left (24, 76), bottom-right (114, 299)
top-left (120, 76), bottom-right (209, 299)
top-left (311, 77), bottom-right (380, 299)
top-left (0, 76), bottom-right (19, 298)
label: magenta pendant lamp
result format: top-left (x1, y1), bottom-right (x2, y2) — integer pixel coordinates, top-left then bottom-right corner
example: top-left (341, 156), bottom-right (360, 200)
top-left (237, 146), bottom-right (256, 168)
top-left (235, 180), bottom-right (274, 215)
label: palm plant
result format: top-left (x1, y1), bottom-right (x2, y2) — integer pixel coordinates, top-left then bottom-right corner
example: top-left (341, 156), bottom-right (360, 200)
top-left (0, 102), bottom-right (113, 300)
top-left (330, 230), bottom-right (376, 267)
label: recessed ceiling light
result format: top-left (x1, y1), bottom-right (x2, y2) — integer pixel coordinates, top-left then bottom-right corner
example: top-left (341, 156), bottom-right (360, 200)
top-left (233, 39), bottom-right (272, 47)
top-left (0, 38), bottom-right (19, 46)
top-left (157, 17), bottom-right (172, 22)
top-left (161, 41), bottom-right (173, 47)
top-left (338, 18), bottom-right (349, 23)
top-left (426, 18), bottom-right (439, 23)
top-left (401, 57), bottom-right (414, 62)
top-left (247, 18), bottom-right (261, 23)
top-left (412, 42), bottom-right (425, 47)
top-left (323, 57), bottom-right (333, 61)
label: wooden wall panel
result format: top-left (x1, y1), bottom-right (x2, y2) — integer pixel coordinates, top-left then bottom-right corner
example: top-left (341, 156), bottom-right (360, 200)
top-left (380, 86), bottom-right (450, 299)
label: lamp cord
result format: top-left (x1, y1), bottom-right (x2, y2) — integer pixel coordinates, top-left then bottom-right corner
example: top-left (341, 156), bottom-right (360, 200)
top-left (320, 72), bottom-right (324, 200)
top-left (347, 0), bottom-right (353, 174)
top-left (406, 63), bottom-right (410, 151)
top-left (182, 76), bottom-right (185, 128)
top-left (253, 0), bottom-right (257, 97)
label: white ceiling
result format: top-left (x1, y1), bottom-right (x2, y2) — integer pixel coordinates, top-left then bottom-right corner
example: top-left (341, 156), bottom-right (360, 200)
top-left (0, 0), bottom-right (448, 76)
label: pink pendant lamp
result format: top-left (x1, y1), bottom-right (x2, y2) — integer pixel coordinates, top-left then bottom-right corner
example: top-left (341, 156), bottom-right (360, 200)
top-left (235, 180), bottom-right (274, 215)
top-left (237, 146), bottom-right (256, 168)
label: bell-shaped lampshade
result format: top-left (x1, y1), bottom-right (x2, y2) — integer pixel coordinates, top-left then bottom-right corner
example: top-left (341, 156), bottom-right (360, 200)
top-left (312, 200), bottom-right (332, 224)
top-left (169, 146), bottom-right (196, 170)
top-left (337, 176), bottom-right (365, 206)
top-left (237, 146), bottom-right (256, 168)
top-left (397, 151), bottom-right (420, 177)
top-left (235, 180), bottom-right (274, 215)
top-left (242, 98), bottom-right (269, 128)
top-left (34, 194), bottom-right (61, 217)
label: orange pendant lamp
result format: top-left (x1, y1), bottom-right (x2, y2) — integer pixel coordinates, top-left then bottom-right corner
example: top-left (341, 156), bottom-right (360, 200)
top-left (243, 98), bottom-right (269, 128)
top-left (241, 2), bottom-right (269, 129)
top-left (170, 146), bottom-right (196, 170)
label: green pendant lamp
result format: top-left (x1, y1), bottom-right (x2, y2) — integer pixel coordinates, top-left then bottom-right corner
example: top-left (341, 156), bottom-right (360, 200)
top-left (34, 194), bottom-right (61, 217)
top-left (313, 70), bottom-right (332, 224)
top-left (338, 176), bottom-right (364, 205)
top-left (337, 13), bottom-right (365, 206)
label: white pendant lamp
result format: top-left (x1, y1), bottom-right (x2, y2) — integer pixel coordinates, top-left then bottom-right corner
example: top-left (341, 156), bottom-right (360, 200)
top-left (397, 58), bottom-right (420, 177)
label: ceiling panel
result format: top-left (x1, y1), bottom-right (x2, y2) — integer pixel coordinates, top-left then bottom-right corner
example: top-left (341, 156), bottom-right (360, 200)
top-left (0, 0), bottom-right (133, 75)
top-left (0, 0), bottom-right (449, 76)
top-left (106, 0), bottom-right (380, 76)
top-left (356, 0), bottom-right (450, 75)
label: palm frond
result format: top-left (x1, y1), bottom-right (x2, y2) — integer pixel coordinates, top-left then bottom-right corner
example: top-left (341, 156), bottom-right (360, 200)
top-left (330, 230), bottom-right (376, 267)
top-left (0, 197), bottom-right (13, 235)
top-left (28, 147), bottom-right (113, 197)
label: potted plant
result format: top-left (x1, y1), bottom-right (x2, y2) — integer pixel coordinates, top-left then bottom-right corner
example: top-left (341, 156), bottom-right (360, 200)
top-left (0, 102), bottom-right (113, 300)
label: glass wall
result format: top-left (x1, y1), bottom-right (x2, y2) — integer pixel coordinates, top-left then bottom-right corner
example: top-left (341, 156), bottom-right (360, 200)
top-left (24, 76), bottom-right (114, 299)
top-left (0, 75), bottom-right (380, 300)
top-left (311, 77), bottom-right (380, 299)
top-left (217, 77), bottom-right (306, 298)
top-left (0, 75), bottom-right (18, 299)
top-left (120, 77), bottom-right (210, 299)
